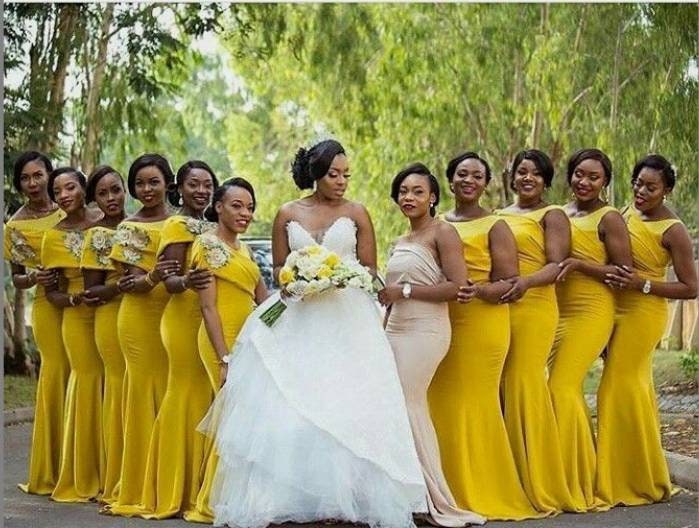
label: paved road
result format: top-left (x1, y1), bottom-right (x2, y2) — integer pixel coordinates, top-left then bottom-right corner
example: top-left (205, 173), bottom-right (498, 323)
top-left (4, 422), bottom-right (697, 528)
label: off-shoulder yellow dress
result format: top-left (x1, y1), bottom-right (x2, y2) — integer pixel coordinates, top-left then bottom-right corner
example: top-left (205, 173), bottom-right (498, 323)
top-left (107, 220), bottom-right (169, 515)
top-left (548, 205), bottom-right (617, 510)
top-left (184, 232), bottom-right (260, 523)
top-left (80, 226), bottom-right (124, 504)
top-left (428, 215), bottom-right (539, 520)
top-left (139, 216), bottom-right (215, 519)
top-left (498, 206), bottom-right (581, 513)
top-left (42, 228), bottom-right (104, 502)
top-left (5, 209), bottom-right (68, 495)
top-left (595, 209), bottom-right (679, 505)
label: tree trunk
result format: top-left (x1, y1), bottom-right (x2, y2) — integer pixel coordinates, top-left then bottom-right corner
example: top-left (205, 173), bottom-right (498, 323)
top-left (5, 287), bottom-right (31, 375)
top-left (81, 4), bottom-right (114, 174)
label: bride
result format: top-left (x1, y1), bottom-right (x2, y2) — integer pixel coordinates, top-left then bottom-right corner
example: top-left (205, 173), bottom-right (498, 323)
top-left (199, 139), bottom-right (428, 528)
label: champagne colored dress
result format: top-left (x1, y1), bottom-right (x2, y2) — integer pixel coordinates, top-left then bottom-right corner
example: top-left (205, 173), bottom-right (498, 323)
top-left (42, 228), bottom-right (104, 502)
top-left (595, 208), bottom-right (679, 505)
top-left (138, 216), bottom-right (215, 519)
top-left (80, 226), bottom-right (124, 504)
top-left (184, 232), bottom-right (260, 523)
top-left (5, 209), bottom-right (68, 495)
top-left (385, 241), bottom-right (486, 527)
top-left (107, 219), bottom-right (169, 515)
top-left (498, 206), bottom-right (582, 513)
top-left (428, 216), bottom-right (540, 520)
top-left (548, 205), bottom-right (617, 510)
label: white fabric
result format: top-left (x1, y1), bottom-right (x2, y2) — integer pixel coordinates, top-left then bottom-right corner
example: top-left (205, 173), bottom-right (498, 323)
top-left (199, 216), bottom-right (427, 528)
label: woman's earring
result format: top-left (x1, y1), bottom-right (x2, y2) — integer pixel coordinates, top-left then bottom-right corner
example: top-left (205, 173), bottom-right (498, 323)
top-left (600, 188), bottom-right (608, 202)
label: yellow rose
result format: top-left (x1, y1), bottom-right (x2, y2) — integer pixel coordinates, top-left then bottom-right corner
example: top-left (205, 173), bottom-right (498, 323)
top-left (324, 253), bottom-right (340, 267)
top-left (279, 266), bottom-right (295, 285)
top-left (307, 245), bottom-right (322, 256)
top-left (317, 265), bottom-right (333, 279)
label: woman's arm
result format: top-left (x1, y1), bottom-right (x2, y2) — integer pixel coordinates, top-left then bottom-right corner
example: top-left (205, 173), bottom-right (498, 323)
top-left (45, 269), bottom-right (81, 308)
top-left (501, 209), bottom-right (571, 302)
top-left (271, 205), bottom-right (293, 284)
top-left (254, 277), bottom-right (270, 305)
top-left (82, 268), bottom-right (120, 303)
top-left (10, 263), bottom-right (39, 290)
top-left (558, 210), bottom-right (632, 283)
top-left (197, 278), bottom-right (229, 386)
top-left (353, 203), bottom-right (378, 276)
top-left (606, 223), bottom-right (698, 299)
top-left (475, 220), bottom-right (519, 303)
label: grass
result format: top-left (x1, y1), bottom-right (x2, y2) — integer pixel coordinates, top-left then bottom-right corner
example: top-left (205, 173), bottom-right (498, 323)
top-left (583, 348), bottom-right (689, 395)
top-left (4, 375), bottom-right (37, 410)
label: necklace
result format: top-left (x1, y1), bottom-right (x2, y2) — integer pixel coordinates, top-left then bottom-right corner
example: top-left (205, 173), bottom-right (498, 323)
top-left (23, 202), bottom-right (57, 219)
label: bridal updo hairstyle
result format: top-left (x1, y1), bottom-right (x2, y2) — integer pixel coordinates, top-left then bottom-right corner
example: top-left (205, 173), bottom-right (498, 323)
top-left (47, 167), bottom-right (87, 202)
top-left (168, 160), bottom-right (219, 207)
top-left (204, 177), bottom-right (257, 223)
top-left (390, 162), bottom-right (441, 217)
top-left (127, 153), bottom-right (175, 197)
top-left (291, 139), bottom-right (346, 190)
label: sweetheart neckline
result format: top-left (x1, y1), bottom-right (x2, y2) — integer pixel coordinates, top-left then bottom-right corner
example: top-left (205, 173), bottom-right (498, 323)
top-left (287, 216), bottom-right (355, 246)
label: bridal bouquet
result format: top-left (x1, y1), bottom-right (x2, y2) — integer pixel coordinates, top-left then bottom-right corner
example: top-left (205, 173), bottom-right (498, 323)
top-left (260, 244), bottom-right (374, 326)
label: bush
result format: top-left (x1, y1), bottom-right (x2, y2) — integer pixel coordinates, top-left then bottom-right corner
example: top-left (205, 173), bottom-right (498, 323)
top-left (679, 348), bottom-right (699, 380)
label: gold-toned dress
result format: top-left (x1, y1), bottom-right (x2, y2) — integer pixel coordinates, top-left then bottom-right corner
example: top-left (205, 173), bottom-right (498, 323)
top-left (5, 209), bottom-right (68, 495)
top-left (80, 226), bottom-right (123, 504)
top-left (42, 228), bottom-right (104, 502)
top-left (107, 220), bottom-right (169, 515)
top-left (184, 232), bottom-right (260, 523)
top-left (498, 206), bottom-right (581, 513)
top-left (548, 205), bottom-right (617, 510)
top-left (139, 216), bottom-right (215, 519)
top-left (595, 208), bottom-right (679, 505)
top-left (428, 216), bottom-right (539, 520)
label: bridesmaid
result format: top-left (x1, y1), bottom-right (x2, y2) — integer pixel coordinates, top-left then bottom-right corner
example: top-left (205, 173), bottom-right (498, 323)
top-left (6, 152), bottom-right (67, 495)
top-left (80, 165), bottom-right (127, 504)
top-left (596, 154), bottom-right (697, 505)
top-left (106, 154), bottom-right (180, 515)
top-left (380, 163), bottom-right (485, 527)
top-left (139, 161), bottom-right (218, 519)
top-left (548, 148), bottom-right (632, 509)
top-left (497, 150), bottom-right (581, 513)
top-left (427, 152), bottom-right (540, 520)
top-left (185, 178), bottom-right (268, 523)
top-left (42, 167), bottom-right (104, 502)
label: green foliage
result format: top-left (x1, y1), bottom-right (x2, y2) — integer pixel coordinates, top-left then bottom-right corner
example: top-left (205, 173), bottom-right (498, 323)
top-left (679, 348), bottom-right (699, 380)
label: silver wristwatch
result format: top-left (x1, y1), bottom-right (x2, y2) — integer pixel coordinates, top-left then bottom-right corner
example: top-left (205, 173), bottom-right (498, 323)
top-left (401, 282), bottom-right (412, 299)
top-left (641, 279), bottom-right (652, 295)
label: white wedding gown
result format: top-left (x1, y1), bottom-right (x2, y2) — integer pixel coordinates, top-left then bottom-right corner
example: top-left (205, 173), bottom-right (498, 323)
top-left (199, 216), bottom-right (428, 528)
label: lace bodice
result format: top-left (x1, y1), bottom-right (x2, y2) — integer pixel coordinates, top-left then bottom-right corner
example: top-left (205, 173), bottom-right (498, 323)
top-left (286, 216), bottom-right (358, 260)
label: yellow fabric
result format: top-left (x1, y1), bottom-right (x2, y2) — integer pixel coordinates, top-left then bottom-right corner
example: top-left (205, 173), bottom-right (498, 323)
top-left (138, 216), bottom-right (215, 519)
top-left (548, 205), bottom-right (617, 510)
top-left (595, 209), bottom-right (681, 505)
top-left (81, 226), bottom-right (124, 504)
top-left (184, 232), bottom-right (260, 523)
top-left (108, 219), bottom-right (170, 515)
top-left (497, 206), bottom-right (582, 513)
top-left (8, 211), bottom-right (68, 496)
top-left (428, 216), bottom-right (540, 520)
top-left (41, 228), bottom-right (104, 502)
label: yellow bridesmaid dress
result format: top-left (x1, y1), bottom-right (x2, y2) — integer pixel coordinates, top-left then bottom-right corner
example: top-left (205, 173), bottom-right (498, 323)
top-left (184, 232), bottom-right (260, 523)
top-left (548, 205), bottom-right (617, 510)
top-left (595, 209), bottom-right (679, 505)
top-left (5, 209), bottom-right (68, 495)
top-left (42, 228), bottom-right (104, 502)
top-left (107, 220), bottom-right (169, 515)
top-left (80, 226), bottom-right (124, 504)
top-left (139, 216), bottom-right (215, 519)
top-left (428, 215), bottom-right (540, 520)
top-left (498, 206), bottom-right (582, 513)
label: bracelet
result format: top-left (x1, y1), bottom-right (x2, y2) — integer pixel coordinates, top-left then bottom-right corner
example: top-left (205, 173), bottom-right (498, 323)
top-left (27, 272), bottom-right (37, 287)
top-left (68, 294), bottom-right (78, 307)
top-left (144, 272), bottom-right (156, 287)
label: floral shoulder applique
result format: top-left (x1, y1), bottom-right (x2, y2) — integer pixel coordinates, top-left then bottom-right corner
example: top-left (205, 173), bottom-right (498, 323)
top-left (113, 224), bottom-right (151, 264)
top-left (8, 228), bottom-right (36, 264)
top-left (184, 217), bottom-right (216, 236)
top-left (199, 233), bottom-right (232, 269)
top-left (64, 231), bottom-right (85, 260)
top-left (90, 229), bottom-right (114, 266)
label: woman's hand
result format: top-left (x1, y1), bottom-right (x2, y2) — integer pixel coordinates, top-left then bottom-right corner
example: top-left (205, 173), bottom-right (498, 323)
top-left (456, 280), bottom-right (479, 304)
top-left (219, 363), bottom-right (228, 387)
top-left (556, 257), bottom-right (581, 282)
top-left (185, 267), bottom-right (213, 290)
top-left (604, 265), bottom-right (643, 291)
top-left (152, 258), bottom-right (181, 282)
top-left (117, 274), bottom-right (136, 293)
top-left (378, 284), bottom-right (403, 306)
top-left (500, 276), bottom-right (529, 303)
top-left (35, 267), bottom-right (58, 287)
top-left (81, 289), bottom-right (105, 307)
